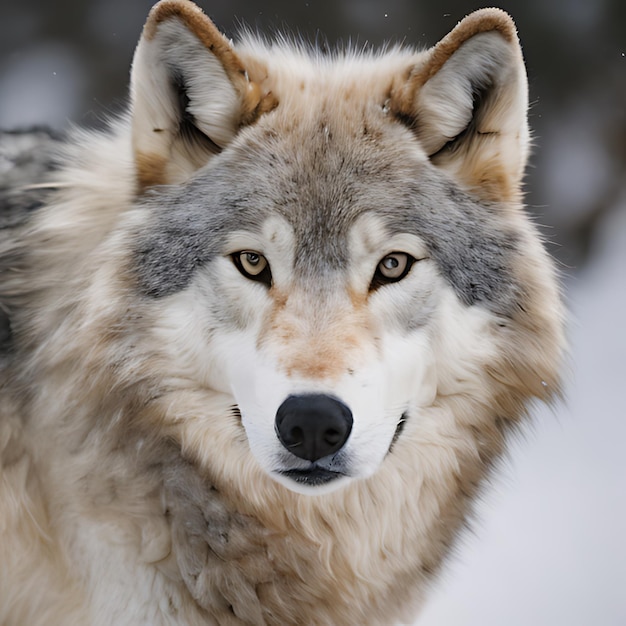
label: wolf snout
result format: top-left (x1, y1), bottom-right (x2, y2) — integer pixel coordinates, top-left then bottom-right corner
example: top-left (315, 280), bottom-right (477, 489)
top-left (275, 394), bottom-right (353, 462)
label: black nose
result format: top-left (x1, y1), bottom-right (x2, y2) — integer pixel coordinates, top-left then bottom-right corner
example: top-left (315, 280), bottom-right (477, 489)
top-left (275, 394), bottom-right (353, 462)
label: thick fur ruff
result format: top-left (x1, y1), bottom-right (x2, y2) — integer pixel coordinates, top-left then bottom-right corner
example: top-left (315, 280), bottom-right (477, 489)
top-left (0, 2), bottom-right (565, 625)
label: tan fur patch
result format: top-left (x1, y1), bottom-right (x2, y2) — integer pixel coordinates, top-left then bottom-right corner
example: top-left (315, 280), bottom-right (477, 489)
top-left (262, 289), bottom-right (373, 381)
top-left (135, 150), bottom-right (168, 190)
top-left (433, 136), bottom-right (521, 203)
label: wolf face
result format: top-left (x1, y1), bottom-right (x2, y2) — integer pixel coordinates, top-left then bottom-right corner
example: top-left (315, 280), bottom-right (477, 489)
top-left (137, 150), bottom-right (443, 494)
top-left (115, 2), bottom-right (557, 495)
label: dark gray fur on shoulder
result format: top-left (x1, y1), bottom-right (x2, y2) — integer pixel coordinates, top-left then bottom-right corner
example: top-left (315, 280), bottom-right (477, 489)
top-left (0, 127), bottom-right (65, 229)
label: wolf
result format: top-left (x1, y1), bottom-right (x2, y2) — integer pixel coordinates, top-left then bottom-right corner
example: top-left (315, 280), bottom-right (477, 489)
top-left (0, 1), bottom-right (565, 624)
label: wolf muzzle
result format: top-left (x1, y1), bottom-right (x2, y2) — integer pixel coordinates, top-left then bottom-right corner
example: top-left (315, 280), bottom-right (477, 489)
top-left (274, 394), bottom-right (353, 462)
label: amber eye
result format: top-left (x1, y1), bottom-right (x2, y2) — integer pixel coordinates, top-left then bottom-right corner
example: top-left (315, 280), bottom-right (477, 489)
top-left (370, 252), bottom-right (415, 290)
top-left (232, 251), bottom-right (272, 286)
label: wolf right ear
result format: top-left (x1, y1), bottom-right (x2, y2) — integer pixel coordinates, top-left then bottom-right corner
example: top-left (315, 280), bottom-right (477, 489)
top-left (391, 9), bottom-right (529, 202)
top-left (130, 0), bottom-right (276, 191)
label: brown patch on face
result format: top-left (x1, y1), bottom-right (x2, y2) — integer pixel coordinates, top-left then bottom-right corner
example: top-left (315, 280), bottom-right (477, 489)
top-left (260, 288), bottom-right (374, 381)
top-left (347, 286), bottom-right (369, 309)
top-left (280, 330), bottom-right (362, 380)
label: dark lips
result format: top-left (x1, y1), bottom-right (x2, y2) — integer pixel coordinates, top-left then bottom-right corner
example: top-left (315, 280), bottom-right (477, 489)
top-left (279, 467), bottom-right (345, 486)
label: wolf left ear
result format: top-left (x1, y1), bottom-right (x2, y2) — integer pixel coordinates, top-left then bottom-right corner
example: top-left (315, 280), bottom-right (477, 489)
top-left (391, 9), bottom-right (529, 202)
top-left (130, 0), bottom-right (275, 190)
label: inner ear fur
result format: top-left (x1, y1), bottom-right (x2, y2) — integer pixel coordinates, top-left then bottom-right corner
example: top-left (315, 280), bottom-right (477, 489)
top-left (391, 9), bottom-right (529, 202)
top-left (130, 0), bottom-right (276, 190)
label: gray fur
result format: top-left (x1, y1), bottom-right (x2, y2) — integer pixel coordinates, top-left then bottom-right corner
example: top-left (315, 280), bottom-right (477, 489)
top-left (0, 128), bottom-right (63, 228)
top-left (134, 158), bottom-right (270, 299)
top-left (393, 179), bottom-right (521, 316)
top-left (164, 458), bottom-right (272, 622)
top-left (134, 118), bottom-right (520, 317)
top-left (0, 128), bottom-right (65, 357)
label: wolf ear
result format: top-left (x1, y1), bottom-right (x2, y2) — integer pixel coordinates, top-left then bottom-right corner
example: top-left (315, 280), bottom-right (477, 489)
top-left (130, 0), bottom-right (275, 190)
top-left (392, 9), bottom-right (529, 201)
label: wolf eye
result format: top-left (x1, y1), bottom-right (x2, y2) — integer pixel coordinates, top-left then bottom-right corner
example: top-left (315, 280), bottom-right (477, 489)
top-left (232, 251), bottom-right (272, 287)
top-left (370, 252), bottom-right (415, 290)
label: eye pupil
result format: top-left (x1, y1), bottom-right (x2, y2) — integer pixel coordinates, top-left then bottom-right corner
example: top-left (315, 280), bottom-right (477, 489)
top-left (246, 252), bottom-right (259, 265)
top-left (383, 257), bottom-right (399, 270)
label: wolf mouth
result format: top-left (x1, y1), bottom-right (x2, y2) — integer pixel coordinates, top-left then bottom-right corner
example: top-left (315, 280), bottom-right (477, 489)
top-left (278, 467), bottom-right (346, 486)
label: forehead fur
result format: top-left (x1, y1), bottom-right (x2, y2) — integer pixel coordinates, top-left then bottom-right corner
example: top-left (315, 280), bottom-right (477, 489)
top-left (237, 38), bottom-right (420, 107)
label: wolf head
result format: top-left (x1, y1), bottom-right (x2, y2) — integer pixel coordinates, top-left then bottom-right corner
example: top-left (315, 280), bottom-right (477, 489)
top-left (108, 0), bottom-right (563, 496)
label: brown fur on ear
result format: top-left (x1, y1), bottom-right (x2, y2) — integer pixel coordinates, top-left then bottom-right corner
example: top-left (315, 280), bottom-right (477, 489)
top-left (391, 8), bottom-right (529, 202)
top-left (131, 0), bottom-right (278, 190)
top-left (400, 9), bottom-right (518, 96)
top-left (144, 0), bottom-right (275, 124)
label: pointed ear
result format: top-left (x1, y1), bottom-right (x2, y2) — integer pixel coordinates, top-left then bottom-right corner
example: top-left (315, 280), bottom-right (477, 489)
top-left (130, 0), bottom-right (276, 190)
top-left (391, 9), bottom-right (529, 202)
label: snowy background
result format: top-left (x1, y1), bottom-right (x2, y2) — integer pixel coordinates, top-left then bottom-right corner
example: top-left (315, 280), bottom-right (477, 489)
top-left (1, 1), bottom-right (624, 623)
